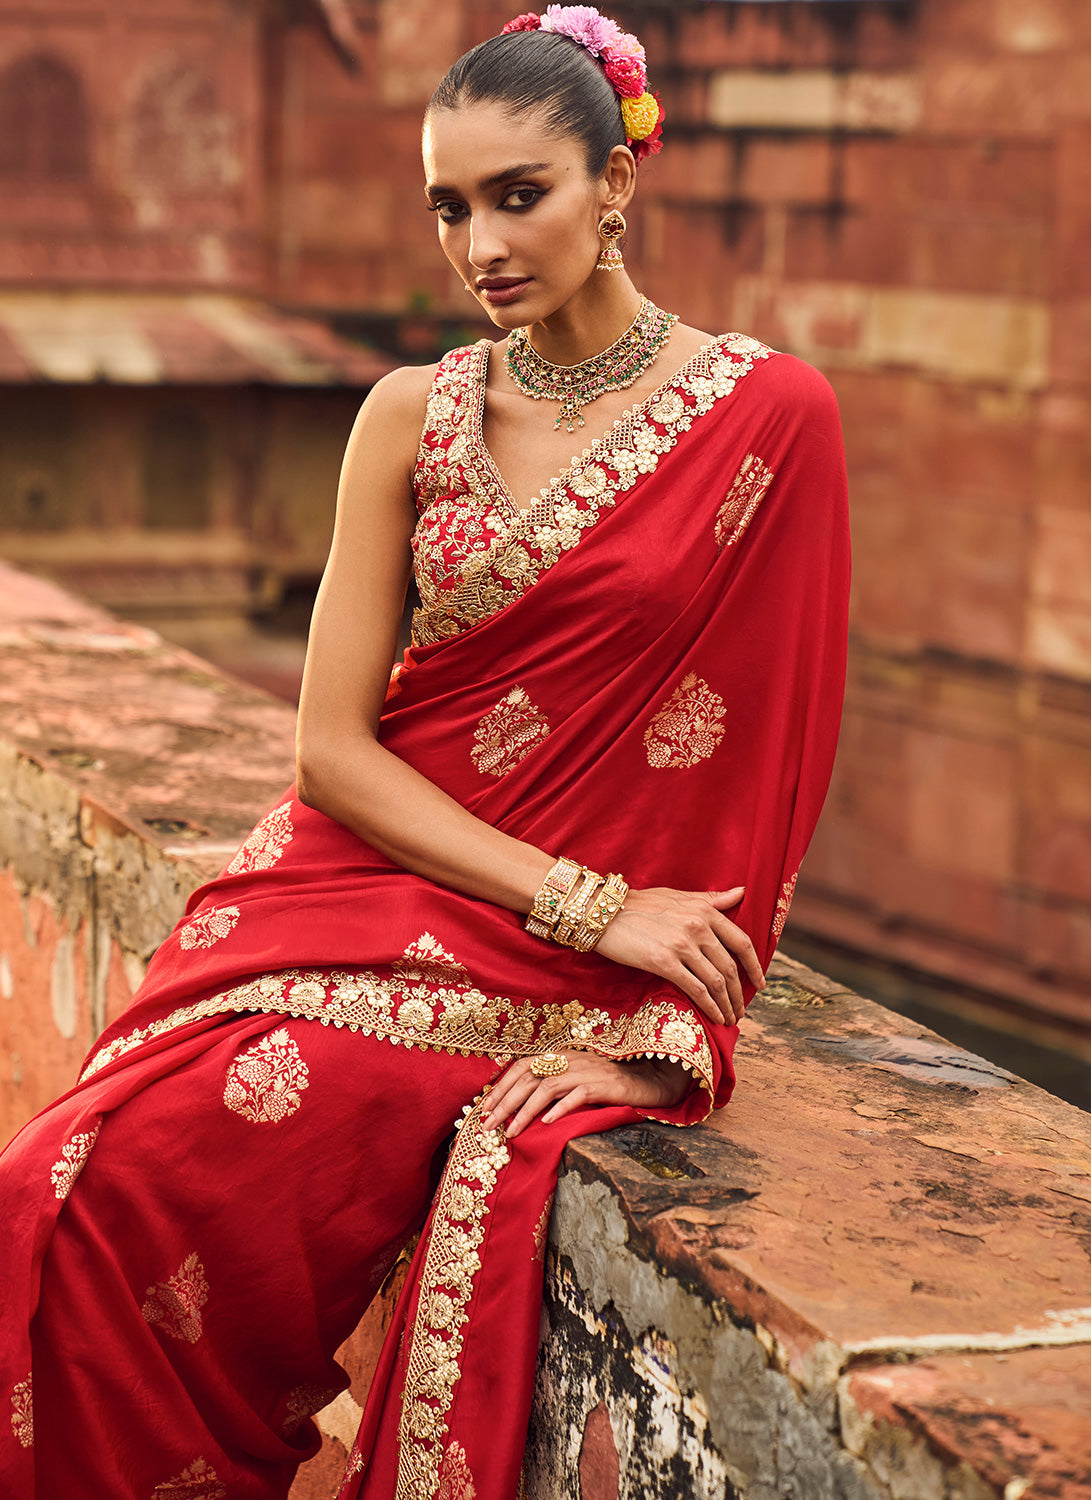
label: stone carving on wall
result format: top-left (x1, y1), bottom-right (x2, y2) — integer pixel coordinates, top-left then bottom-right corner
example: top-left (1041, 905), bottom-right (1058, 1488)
top-left (121, 57), bottom-right (241, 211)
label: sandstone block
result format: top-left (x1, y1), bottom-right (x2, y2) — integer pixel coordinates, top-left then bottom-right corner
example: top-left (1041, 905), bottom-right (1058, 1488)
top-left (906, 728), bottom-right (1018, 883)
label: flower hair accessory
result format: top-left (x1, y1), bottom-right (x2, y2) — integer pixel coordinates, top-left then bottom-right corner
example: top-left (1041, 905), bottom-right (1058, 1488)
top-left (500, 5), bottom-right (664, 163)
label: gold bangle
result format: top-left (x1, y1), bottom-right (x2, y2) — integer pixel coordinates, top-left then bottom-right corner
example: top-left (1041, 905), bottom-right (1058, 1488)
top-left (553, 869), bottom-right (605, 948)
top-left (525, 856), bottom-right (583, 940)
top-left (570, 872), bottom-right (629, 952)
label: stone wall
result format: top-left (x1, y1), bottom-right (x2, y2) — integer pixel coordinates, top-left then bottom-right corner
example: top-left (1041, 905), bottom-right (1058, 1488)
top-left (1, 561), bottom-right (1088, 1497)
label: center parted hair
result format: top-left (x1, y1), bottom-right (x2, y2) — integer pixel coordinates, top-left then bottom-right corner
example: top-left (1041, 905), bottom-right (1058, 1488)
top-left (428, 31), bottom-right (625, 176)
top-left (427, 8), bottom-right (663, 175)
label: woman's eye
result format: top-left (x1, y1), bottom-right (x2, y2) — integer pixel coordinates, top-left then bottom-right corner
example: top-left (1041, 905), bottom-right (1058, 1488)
top-left (504, 187), bottom-right (542, 210)
top-left (433, 202), bottom-right (467, 224)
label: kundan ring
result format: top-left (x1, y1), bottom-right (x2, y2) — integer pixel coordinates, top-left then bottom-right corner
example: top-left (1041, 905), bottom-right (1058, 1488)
top-left (530, 1053), bottom-right (569, 1079)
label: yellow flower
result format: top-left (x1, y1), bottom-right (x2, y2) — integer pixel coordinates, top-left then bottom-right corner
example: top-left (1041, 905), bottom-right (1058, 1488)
top-left (621, 91), bottom-right (660, 141)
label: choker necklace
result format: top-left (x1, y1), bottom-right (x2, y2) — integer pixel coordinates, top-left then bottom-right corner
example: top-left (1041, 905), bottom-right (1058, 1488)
top-left (505, 297), bottom-right (678, 433)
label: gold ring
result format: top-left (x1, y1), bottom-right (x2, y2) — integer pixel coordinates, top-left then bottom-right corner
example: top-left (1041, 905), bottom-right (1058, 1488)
top-left (530, 1052), bottom-right (569, 1079)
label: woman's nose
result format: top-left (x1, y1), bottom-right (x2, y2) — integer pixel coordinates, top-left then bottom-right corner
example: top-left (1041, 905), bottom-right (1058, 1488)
top-left (468, 215), bottom-right (509, 270)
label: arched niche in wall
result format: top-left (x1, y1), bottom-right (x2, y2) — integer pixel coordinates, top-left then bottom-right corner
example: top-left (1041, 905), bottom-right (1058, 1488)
top-left (123, 58), bottom-right (241, 196)
top-left (0, 52), bottom-right (92, 181)
top-left (141, 406), bottom-right (214, 530)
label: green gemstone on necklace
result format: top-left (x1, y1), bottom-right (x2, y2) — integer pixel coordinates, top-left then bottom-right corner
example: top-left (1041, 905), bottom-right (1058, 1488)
top-left (505, 297), bottom-right (679, 433)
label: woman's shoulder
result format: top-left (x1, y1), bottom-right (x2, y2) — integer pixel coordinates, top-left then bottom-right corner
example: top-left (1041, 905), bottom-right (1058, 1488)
top-left (706, 329), bottom-right (840, 421)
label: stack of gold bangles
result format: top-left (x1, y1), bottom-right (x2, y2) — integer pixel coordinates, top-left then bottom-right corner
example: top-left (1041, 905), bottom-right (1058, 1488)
top-left (525, 856), bottom-right (629, 951)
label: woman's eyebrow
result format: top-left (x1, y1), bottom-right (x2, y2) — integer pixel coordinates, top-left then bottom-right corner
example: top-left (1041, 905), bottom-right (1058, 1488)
top-left (425, 162), bottom-right (552, 198)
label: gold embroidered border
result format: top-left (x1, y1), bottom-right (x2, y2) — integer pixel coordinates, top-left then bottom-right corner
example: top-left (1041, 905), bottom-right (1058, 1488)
top-left (79, 962), bottom-right (715, 1113)
top-left (412, 334), bottom-right (774, 646)
top-left (396, 1094), bottom-right (506, 1500)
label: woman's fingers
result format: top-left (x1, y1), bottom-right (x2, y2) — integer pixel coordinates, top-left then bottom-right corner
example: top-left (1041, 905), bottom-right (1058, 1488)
top-left (664, 960), bottom-right (732, 1027)
top-left (709, 910), bottom-right (766, 990)
top-left (693, 947), bottom-right (745, 1021)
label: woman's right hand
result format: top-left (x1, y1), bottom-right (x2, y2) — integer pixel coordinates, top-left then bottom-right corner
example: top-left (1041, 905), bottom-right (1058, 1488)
top-left (593, 886), bottom-right (765, 1026)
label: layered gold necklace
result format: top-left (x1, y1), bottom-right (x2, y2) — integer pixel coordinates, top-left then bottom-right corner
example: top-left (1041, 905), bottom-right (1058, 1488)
top-left (505, 296), bottom-right (678, 433)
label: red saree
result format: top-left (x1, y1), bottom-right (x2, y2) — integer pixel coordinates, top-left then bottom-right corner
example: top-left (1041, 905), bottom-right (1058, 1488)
top-left (0, 332), bottom-right (849, 1499)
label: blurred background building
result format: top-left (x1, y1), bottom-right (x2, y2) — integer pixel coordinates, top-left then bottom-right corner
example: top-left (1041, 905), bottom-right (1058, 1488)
top-left (1, 0), bottom-right (1089, 1091)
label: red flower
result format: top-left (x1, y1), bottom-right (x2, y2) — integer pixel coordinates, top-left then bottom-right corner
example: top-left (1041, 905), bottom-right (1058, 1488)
top-left (603, 52), bottom-right (646, 99)
top-left (630, 93), bottom-right (665, 165)
top-left (502, 13), bottom-right (542, 31)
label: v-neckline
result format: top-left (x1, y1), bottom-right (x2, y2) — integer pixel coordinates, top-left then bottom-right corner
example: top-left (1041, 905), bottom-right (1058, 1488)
top-left (470, 334), bottom-right (728, 524)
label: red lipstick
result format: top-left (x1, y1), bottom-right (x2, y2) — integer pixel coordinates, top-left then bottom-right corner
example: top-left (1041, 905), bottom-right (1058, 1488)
top-left (477, 277), bottom-right (532, 306)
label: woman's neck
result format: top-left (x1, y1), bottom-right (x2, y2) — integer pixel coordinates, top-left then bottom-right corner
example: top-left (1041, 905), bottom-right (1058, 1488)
top-left (524, 274), bottom-right (645, 366)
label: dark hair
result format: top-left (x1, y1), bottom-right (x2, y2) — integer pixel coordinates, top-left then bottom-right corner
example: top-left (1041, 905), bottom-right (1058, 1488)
top-left (427, 31), bottom-right (626, 176)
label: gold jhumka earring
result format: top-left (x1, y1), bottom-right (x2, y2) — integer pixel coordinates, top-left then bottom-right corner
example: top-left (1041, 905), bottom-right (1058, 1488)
top-left (595, 209), bottom-right (626, 272)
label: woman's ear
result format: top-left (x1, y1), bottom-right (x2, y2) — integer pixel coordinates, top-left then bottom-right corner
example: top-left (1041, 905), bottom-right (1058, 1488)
top-left (600, 144), bottom-right (637, 215)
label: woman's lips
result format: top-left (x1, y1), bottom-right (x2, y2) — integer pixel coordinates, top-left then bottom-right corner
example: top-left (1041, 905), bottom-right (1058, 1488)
top-left (478, 278), bottom-right (532, 306)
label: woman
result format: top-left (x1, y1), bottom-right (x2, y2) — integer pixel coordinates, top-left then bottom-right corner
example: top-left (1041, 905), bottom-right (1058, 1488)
top-left (0, 9), bottom-right (849, 1499)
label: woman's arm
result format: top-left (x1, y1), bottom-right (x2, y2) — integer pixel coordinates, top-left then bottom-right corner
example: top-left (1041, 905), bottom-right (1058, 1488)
top-left (296, 369), bottom-right (764, 1032)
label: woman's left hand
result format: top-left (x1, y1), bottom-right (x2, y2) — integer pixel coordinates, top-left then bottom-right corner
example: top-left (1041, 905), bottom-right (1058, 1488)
top-left (480, 1051), bottom-right (692, 1139)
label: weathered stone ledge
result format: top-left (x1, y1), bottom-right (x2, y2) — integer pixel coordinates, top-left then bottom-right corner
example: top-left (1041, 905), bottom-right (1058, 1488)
top-left (1, 560), bottom-right (1088, 1498)
top-left (527, 957), bottom-right (1091, 1500)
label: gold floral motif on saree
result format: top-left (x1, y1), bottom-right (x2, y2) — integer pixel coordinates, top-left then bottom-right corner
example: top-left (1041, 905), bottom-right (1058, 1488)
top-left (178, 905), bottom-right (240, 951)
top-left (80, 944), bottom-right (714, 1118)
top-left (9, 1373), bottom-right (32, 1448)
top-left (772, 871), bottom-right (799, 940)
top-left (150, 1457), bottom-right (226, 1499)
top-left (470, 686), bottom-right (550, 778)
top-left (437, 1440), bottom-right (477, 1500)
top-left (223, 1027), bottom-right (309, 1125)
top-left (50, 1121), bottom-right (100, 1200)
top-left (397, 1096), bottom-right (507, 1500)
top-left (644, 672), bottom-right (727, 770)
top-left (282, 1383), bottom-right (341, 1437)
top-left (226, 801), bottom-right (294, 875)
top-left (141, 1252), bottom-right (209, 1344)
top-left (532, 1192), bottom-right (555, 1266)
top-left (714, 453), bottom-right (776, 551)
top-left (411, 334), bottom-right (774, 647)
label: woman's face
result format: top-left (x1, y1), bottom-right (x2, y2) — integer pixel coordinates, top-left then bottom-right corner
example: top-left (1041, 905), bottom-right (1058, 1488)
top-left (422, 101), bottom-right (607, 327)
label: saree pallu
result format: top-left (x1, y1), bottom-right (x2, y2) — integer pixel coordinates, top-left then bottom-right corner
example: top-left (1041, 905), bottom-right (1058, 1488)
top-left (0, 332), bottom-right (850, 1500)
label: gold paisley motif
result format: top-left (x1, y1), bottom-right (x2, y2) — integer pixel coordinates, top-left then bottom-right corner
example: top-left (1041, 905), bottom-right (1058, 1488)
top-left (470, 686), bottom-right (550, 778)
top-left (50, 1122), bottom-right (100, 1200)
top-left (178, 905), bottom-right (239, 951)
top-left (223, 1028), bottom-right (310, 1125)
top-left (411, 335), bottom-right (775, 646)
top-left (10, 1374), bottom-right (32, 1449)
top-left (226, 802), bottom-right (294, 875)
top-left (714, 453), bottom-right (775, 551)
top-left (141, 1252), bottom-right (208, 1344)
top-left (772, 871), bottom-right (799, 940)
top-left (644, 672), bottom-right (727, 770)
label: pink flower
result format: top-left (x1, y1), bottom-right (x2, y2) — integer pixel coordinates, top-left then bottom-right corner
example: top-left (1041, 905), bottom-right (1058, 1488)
top-left (603, 51), bottom-right (646, 99)
top-left (539, 5), bottom-right (616, 57)
top-left (502, 12), bottom-right (541, 31)
top-left (608, 28), bottom-right (646, 65)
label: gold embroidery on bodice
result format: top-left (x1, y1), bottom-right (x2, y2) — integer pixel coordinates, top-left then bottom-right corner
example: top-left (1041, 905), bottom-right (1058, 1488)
top-left (410, 334), bottom-right (774, 647)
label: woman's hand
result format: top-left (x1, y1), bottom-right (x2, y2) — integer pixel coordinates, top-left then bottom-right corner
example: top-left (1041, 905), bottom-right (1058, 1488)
top-left (593, 885), bottom-right (765, 1027)
top-left (481, 1052), bottom-right (692, 1139)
